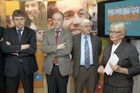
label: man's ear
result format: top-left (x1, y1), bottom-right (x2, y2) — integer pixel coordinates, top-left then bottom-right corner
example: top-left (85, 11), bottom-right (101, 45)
top-left (48, 18), bottom-right (53, 26)
top-left (48, 18), bottom-right (54, 29)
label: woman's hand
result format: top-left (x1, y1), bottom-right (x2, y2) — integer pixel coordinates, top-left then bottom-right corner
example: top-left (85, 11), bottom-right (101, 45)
top-left (98, 66), bottom-right (104, 74)
top-left (109, 63), bottom-right (129, 75)
top-left (109, 63), bottom-right (121, 72)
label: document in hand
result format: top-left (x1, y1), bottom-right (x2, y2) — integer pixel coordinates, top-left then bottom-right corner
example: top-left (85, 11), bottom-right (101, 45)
top-left (104, 53), bottom-right (119, 75)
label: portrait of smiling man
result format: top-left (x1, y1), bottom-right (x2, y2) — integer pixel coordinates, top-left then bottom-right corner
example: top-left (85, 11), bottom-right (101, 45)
top-left (56, 0), bottom-right (87, 35)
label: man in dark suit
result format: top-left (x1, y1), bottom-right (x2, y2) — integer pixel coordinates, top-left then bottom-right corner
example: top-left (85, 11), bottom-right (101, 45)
top-left (1, 10), bottom-right (38, 93)
top-left (72, 19), bottom-right (102, 93)
top-left (0, 26), bottom-right (6, 93)
top-left (40, 11), bottom-right (73, 93)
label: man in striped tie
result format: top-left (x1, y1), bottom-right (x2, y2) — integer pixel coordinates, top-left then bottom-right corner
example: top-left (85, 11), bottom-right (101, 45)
top-left (72, 19), bottom-right (102, 93)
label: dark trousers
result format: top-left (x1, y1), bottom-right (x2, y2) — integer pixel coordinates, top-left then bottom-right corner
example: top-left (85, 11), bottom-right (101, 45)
top-left (6, 64), bottom-right (33, 93)
top-left (46, 65), bottom-right (69, 93)
top-left (0, 75), bottom-right (6, 93)
top-left (75, 66), bottom-right (96, 93)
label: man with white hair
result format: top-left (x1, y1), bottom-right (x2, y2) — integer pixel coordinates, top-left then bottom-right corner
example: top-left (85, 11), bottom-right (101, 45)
top-left (72, 19), bottom-right (102, 93)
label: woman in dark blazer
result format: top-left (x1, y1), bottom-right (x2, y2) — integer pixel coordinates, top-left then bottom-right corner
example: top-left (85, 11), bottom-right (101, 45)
top-left (98, 22), bottom-right (140, 93)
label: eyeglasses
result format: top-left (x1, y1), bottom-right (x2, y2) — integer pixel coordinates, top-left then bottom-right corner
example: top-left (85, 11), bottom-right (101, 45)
top-left (109, 31), bottom-right (121, 34)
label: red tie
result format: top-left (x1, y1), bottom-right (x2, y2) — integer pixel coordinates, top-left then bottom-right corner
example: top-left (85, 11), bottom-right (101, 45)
top-left (56, 31), bottom-right (59, 44)
top-left (54, 31), bottom-right (60, 64)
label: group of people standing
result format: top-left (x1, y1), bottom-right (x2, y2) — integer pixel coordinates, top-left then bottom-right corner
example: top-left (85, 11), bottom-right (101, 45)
top-left (0, 9), bottom-right (140, 93)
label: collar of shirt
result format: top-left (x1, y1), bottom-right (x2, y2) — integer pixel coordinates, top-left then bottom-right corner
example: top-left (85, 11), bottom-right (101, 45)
top-left (55, 28), bottom-right (62, 37)
top-left (55, 27), bottom-right (62, 32)
top-left (80, 33), bottom-right (93, 65)
top-left (16, 27), bottom-right (24, 35)
top-left (111, 42), bottom-right (121, 54)
top-left (81, 34), bottom-right (90, 39)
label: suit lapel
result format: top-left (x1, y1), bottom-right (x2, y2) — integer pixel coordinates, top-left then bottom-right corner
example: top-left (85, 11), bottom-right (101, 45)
top-left (51, 29), bottom-right (56, 44)
top-left (12, 27), bottom-right (20, 43)
top-left (90, 34), bottom-right (95, 58)
top-left (114, 40), bottom-right (126, 56)
top-left (108, 43), bottom-right (112, 59)
top-left (77, 34), bottom-right (81, 64)
top-left (104, 41), bottom-right (127, 65)
top-left (79, 34), bottom-right (81, 58)
top-left (58, 28), bottom-right (64, 44)
top-left (104, 43), bottom-right (112, 64)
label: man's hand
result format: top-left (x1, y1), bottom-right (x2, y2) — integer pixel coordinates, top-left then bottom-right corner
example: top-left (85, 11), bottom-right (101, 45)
top-left (21, 44), bottom-right (30, 50)
top-left (57, 43), bottom-right (66, 49)
top-left (6, 41), bottom-right (11, 45)
top-left (0, 38), bottom-right (3, 42)
top-left (11, 53), bottom-right (18, 56)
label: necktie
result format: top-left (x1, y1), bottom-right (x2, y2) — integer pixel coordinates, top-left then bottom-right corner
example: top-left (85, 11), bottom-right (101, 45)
top-left (17, 29), bottom-right (23, 63)
top-left (18, 29), bottom-right (22, 42)
top-left (84, 36), bottom-right (90, 69)
top-left (54, 31), bottom-right (60, 64)
top-left (56, 31), bottom-right (60, 44)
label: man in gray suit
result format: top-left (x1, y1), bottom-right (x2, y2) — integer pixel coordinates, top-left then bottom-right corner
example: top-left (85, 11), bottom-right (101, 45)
top-left (72, 19), bottom-right (102, 93)
top-left (40, 11), bottom-right (73, 93)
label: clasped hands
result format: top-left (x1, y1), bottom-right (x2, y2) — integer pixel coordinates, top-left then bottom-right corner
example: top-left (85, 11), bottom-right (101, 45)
top-left (98, 63), bottom-right (122, 74)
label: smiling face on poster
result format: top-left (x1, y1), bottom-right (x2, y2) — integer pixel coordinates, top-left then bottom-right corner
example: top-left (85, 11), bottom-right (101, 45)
top-left (24, 1), bottom-right (40, 23)
top-left (55, 0), bottom-right (87, 35)
top-left (20, 1), bottom-right (47, 30)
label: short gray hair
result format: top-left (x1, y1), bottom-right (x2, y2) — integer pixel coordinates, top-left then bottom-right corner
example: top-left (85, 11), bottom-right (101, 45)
top-left (80, 19), bottom-right (92, 26)
top-left (109, 22), bottom-right (126, 35)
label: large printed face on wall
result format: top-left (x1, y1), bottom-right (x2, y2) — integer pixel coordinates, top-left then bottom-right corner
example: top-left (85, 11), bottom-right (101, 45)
top-left (24, 1), bottom-right (40, 22)
top-left (20, 1), bottom-right (48, 30)
top-left (56, 0), bottom-right (86, 35)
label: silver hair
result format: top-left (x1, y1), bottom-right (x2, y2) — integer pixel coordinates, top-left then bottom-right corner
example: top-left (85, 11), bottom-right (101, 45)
top-left (80, 19), bottom-right (92, 26)
top-left (109, 22), bottom-right (126, 35)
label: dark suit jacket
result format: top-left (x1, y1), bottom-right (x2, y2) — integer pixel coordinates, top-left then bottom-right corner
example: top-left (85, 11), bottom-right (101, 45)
top-left (0, 26), bottom-right (5, 76)
top-left (1, 27), bottom-right (38, 77)
top-left (72, 33), bottom-right (102, 80)
top-left (101, 40), bottom-right (140, 87)
top-left (40, 28), bottom-right (73, 76)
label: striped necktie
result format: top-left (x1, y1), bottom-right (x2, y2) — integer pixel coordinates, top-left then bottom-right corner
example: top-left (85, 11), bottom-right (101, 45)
top-left (84, 36), bottom-right (90, 69)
